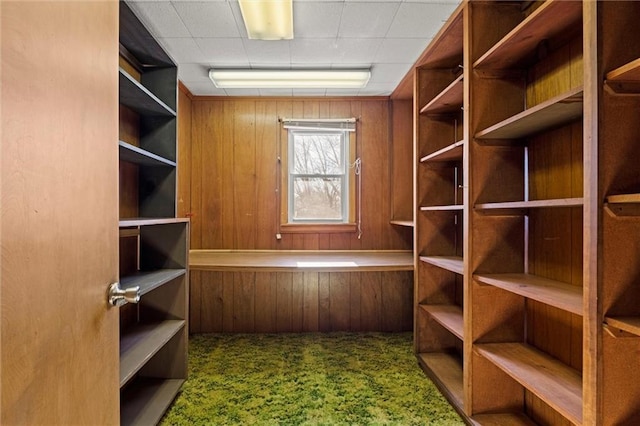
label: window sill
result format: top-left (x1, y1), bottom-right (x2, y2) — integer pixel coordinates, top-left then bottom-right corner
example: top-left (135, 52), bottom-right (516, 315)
top-left (280, 223), bottom-right (357, 234)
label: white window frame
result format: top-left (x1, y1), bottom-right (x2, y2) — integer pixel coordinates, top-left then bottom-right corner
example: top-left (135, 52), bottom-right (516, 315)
top-left (287, 129), bottom-right (349, 223)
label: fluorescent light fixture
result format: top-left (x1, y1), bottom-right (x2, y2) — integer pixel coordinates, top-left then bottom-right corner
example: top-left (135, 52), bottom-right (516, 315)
top-left (238, 0), bottom-right (293, 40)
top-left (208, 69), bottom-right (371, 89)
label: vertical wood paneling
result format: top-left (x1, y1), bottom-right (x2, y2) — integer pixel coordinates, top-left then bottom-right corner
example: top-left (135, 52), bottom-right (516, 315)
top-left (329, 272), bottom-right (351, 330)
top-left (349, 272), bottom-right (362, 331)
top-left (233, 101), bottom-right (257, 248)
top-left (303, 272), bottom-right (319, 331)
top-left (361, 272), bottom-right (382, 331)
top-left (381, 271), bottom-right (404, 331)
top-left (318, 272), bottom-right (331, 331)
top-left (255, 101), bottom-right (278, 249)
top-left (254, 272), bottom-right (277, 332)
top-left (232, 272), bottom-right (255, 332)
top-left (201, 102), bottom-right (223, 248)
top-left (200, 271), bottom-right (223, 333)
top-left (190, 103), bottom-right (204, 249)
top-left (221, 102), bottom-right (235, 248)
top-left (291, 272), bottom-right (304, 332)
top-left (222, 272), bottom-right (234, 332)
top-left (276, 272), bottom-right (293, 332)
top-left (189, 271), bottom-right (202, 333)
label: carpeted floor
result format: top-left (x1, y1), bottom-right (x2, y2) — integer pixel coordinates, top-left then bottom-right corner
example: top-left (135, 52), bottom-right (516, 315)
top-left (161, 332), bottom-right (463, 425)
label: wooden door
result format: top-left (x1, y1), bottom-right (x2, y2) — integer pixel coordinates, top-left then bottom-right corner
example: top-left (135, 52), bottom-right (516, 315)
top-left (1, 1), bottom-right (120, 424)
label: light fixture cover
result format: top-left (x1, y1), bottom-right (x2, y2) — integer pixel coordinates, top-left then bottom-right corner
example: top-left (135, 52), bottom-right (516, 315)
top-left (209, 69), bottom-right (372, 89)
top-left (238, 0), bottom-right (293, 40)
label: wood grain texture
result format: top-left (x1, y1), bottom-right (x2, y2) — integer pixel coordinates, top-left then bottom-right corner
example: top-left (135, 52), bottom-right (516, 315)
top-left (1, 1), bottom-right (119, 423)
top-left (184, 98), bottom-right (411, 252)
top-left (177, 84), bottom-right (192, 218)
top-left (390, 100), bottom-right (413, 223)
top-left (192, 271), bottom-right (412, 333)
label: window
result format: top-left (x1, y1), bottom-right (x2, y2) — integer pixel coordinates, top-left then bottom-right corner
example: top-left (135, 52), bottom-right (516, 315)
top-left (279, 118), bottom-right (358, 234)
top-left (288, 129), bottom-right (348, 223)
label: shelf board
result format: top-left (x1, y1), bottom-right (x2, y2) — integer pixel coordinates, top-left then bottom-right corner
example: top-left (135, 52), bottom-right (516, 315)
top-left (473, 0), bottom-right (582, 70)
top-left (417, 352), bottom-right (464, 411)
top-left (605, 58), bottom-right (640, 93)
top-left (120, 320), bottom-right (185, 387)
top-left (475, 343), bottom-right (582, 426)
top-left (420, 205), bottom-right (463, 212)
top-left (473, 273), bottom-right (582, 316)
top-left (121, 378), bottom-right (184, 426)
top-left (121, 269), bottom-right (186, 299)
top-left (605, 193), bottom-right (640, 216)
top-left (119, 141), bottom-right (176, 167)
top-left (420, 74), bottom-right (463, 115)
top-left (604, 316), bottom-right (640, 338)
top-left (475, 87), bottom-right (583, 140)
top-left (119, 68), bottom-right (176, 117)
top-left (120, 217), bottom-right (190, 228)
top-left (420, 304), bottom-right (463, 340)
top-left (420, 140), bottom-right (464, 163)
top-left (475, 198), bottom-right (583, 215)
top-left (389, 220), bottom-right (414, 227)
top-left (420, 256), bottom-right (463, 275)
top-left (471, 412), bottom-right (537, 426)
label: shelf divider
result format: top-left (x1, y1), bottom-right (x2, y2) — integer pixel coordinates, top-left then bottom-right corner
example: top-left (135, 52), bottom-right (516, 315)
top-left (420, 140), bottom-right (465, 163)
top-left (605, 193), bottom-right (640, 216)
top-left (389, 219), bottom-right (414, 227)
top-left (420, 255), bottom-right (463, 275)
top-left (604, 316), bottom-right (640, 338)
top-left (420, 74), bottom-right (464, 115)
top-left (120, 320), bottom-right (186, 387)
top-left (119, 68), bottom-right (176, 117)
top-left (473, 0), bottom-right (583, 70)
top-left (605, 58), bottom-right (640, 93)
top-left (420, 205), bottom-right (464, 212)
top-left (473, 273), bottom-right (582, 316)
top-left (119, 141), bottom-right (177, 167)
top-left (475, 198), bottom-right (583, 215)
top-left (420, 304), bottom-right (463, 340)
top-left (475, 88), bottom-right (583, 140)
top-left (121, 269), bottom-right (186, 299)
top-left (120, 217), bottom-right (190, 227)
top-left (475, 343), bottom-right (582, 426)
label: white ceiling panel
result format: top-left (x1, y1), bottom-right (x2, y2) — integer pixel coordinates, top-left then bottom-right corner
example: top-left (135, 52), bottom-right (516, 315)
top-left (375, 38), bottom-right (430, 64)
top-left (128, 2), bottom-right (190, 38)
top-left (386, 2), bottom-right (457, 38)
top-left (243, 40), bottom-right (291, 66)
top-left (338, 2), bottom-right (400, 38)
top-left (196, 38), bottom-right (249, 65)
top-left (172, 1), bottom-right (241, 38)
top-left (294, 2), bottom-right (343, 39)
top-left (126, 0), bottom-right (462, 96)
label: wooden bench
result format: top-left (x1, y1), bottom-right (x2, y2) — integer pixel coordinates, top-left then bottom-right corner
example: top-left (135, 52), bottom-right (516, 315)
top-left (188, 250), bottom-right (414, 334)
top-left (189, 249), bottom-right (414, 272)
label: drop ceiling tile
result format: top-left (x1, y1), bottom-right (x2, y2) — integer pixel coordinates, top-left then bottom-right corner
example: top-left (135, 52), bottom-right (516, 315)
top-left (128, 2), bottom-right (190, 38)
top-left (332, 38), bottom-right (382, 64)
top-left (227, 1), bottom-right (249, 39)
top-left (375, 38), bottom-right (429, 64)
top-left (293, 2), bottom-right (343, 39)
top-left (325, 88), bottom-right (361, 96)
top-left (386, 2), bottom-right (457, 38)
top-left (195, 38), bottom-right (249, 65)
top-left (243, 40), bottom-right (291, 66)
top-left (290, 39), bottom-right (339, 64)
top-left (157, 37), bottom-right (203, 63)
top-left (369, 63), bottom-right (412, 83)
top-left (177, 63), bottom-right (210, 81)
top-left (173, 1), bottom-right (240, 38)
top-left (338, 2), bottom-right (400, 38)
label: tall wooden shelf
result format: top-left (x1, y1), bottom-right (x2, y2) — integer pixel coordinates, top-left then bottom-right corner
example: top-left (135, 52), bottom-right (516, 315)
top-left (596, 2), bottom-right (640, 424)
top-left (118, 1), bottom-right (188, 424)
top-left (413, 3), bottom-right (466, 420)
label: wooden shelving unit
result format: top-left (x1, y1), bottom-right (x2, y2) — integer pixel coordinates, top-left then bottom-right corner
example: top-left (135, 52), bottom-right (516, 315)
top-left (597, 2), bottom-right (640, 424)
top-left (413, 3), bottom-right (466, 420)
top-left (466, 1), bottom-right (586, 423)
top-left (389, 220), bottom-right (414, 227)
top-left (118, 1), bottom-right (188, 424)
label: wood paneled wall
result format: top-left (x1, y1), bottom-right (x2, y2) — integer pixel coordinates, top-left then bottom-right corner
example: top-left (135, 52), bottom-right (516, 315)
top-left (183, 96), bottom-right (413, 251)
top-left (177, 91), bottom-right (415, 333)
top-left (190, 270), bottom-right (413, 333)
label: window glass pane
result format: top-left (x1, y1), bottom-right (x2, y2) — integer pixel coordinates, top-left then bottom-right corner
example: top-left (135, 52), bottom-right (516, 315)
top-left (292, 133), bottom-right (343, 175)
top-left (292, 177), bottom-right (342, 220)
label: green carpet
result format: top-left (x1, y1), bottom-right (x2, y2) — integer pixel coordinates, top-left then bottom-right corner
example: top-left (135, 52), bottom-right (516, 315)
top-left (161, 333), bottom-right (463, 425)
